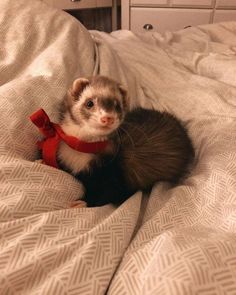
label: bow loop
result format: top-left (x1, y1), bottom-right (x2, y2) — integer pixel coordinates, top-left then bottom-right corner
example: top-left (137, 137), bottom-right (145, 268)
top-left (30, 108), bottom-right (55, 137)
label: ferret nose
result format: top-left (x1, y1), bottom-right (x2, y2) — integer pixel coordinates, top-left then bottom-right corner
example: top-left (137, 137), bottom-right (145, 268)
top-left (100, 116), bottom-right (115, 126)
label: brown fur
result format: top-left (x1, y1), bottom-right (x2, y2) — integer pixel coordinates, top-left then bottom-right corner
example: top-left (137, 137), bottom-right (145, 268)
top-left (115, 108), bottom-right (194, 191)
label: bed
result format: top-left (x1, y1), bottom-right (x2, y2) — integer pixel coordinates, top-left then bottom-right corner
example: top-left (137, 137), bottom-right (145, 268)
top-left (1, 0), bottom-right (236, 294)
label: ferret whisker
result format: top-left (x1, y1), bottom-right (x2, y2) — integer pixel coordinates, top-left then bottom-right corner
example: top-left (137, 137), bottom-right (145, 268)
top-left (119, 126), bottom-right (135, 148)
top-left (108, 129), bottom-right (121, 161)
top-left (118, 126), bottom-right (136, 162)
top-left (99, 133), bottom-right (121, 167)
top-left (121, 121), bottom-right (149, 141)
top-left (115, 129), bottom-right (122, 149)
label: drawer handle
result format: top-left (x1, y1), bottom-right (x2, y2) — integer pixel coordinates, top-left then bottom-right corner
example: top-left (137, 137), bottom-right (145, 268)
top-left (184, 25), bottom-right (192, 29)
top-left (71, 0), bottom-right (81, 2)
top-left (143, 24), bottom-right (153, 31)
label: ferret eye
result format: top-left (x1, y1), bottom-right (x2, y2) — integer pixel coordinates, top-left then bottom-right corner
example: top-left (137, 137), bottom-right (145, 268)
top-left (115, 103), bottom-right (122, 113)
top-left (86, 100), bottom-right (94, 109)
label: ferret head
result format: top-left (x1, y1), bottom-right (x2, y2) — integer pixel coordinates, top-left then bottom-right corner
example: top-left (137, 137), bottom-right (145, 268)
top-left (62, 76), bottom-right (129, 140)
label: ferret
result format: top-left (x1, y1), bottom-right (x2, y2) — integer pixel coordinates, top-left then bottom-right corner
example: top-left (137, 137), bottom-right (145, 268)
top-left (58, 75), bottom-right (194, 207)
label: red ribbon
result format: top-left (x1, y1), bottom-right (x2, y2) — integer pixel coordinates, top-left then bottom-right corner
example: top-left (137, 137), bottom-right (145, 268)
top-left (30, 109), bottom-right (109, 168)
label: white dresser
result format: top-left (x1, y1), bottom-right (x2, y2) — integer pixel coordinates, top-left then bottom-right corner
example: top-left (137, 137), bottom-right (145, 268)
top-left (121, 0), bottom-right (236, 33)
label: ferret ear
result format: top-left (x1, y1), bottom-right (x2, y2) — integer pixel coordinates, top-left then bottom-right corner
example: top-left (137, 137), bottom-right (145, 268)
top-left (65, 78), bottom-right (90, 109)
top-left (70, 78), bottom-right (90, 98)
top-left (119, 85), bottom-right (130, 111)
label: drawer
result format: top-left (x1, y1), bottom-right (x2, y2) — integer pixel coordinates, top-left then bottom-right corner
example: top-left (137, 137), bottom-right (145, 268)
top-left (216, 0), bottom-right (236, 8)
top-left (172, 0), bottom-right (214, 8)
top-left (130, 8), bottom-right (212, 34)
top-left (131, 0), bottom-right (168, 6)
top-left (213, 9), bottom-right (236, 22)
top-left (131, 0), bottom-right (214, 8)
top-left (43, 0), bottom-right (96, 10)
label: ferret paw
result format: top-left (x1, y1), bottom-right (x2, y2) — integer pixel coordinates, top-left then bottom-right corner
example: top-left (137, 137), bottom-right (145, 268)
top-left (35, 159), bottom-right (45, 164)
top-left (70, 200), bottom-right (87, 208)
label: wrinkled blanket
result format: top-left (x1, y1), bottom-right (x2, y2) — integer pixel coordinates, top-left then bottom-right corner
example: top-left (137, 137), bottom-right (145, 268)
top-left (0, 0), bottom-right (236, 294)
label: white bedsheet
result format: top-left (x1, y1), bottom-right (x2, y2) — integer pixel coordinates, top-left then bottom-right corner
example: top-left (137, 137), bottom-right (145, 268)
top-left (0, 0), bottom-right (236, 294)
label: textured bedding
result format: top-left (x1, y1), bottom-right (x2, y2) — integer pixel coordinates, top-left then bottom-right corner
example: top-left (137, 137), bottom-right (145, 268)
top-left (1, 0), bottom-right (236, 294)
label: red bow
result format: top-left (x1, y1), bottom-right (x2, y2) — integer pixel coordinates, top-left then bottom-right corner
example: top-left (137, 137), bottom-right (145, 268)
top-left (30, 109), bottom-right (109, 168)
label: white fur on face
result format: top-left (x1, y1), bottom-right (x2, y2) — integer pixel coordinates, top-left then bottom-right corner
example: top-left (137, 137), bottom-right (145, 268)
top-left (63, 84), bottom-right (123, 140)
top-left (81, 85), bottom-right (114, 101)
top-left (60, 113), bottom-right (110, 142)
